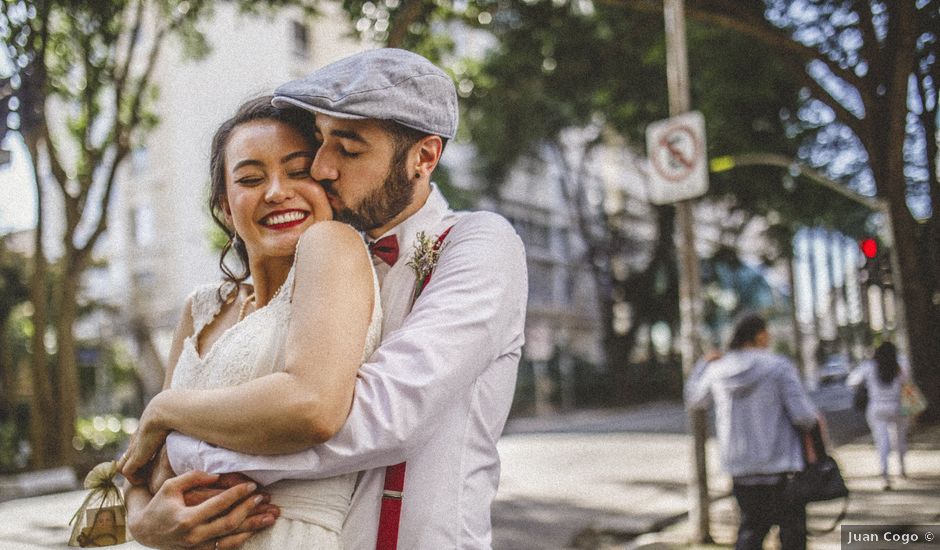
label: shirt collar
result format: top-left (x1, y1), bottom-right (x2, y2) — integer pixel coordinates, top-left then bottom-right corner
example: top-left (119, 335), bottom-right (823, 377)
top-left (369, 183), bottom-right (452, 259)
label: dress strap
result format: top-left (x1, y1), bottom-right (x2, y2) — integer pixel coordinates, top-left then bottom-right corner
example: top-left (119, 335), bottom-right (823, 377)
top-left (189, 282), bottom-right (236, 339)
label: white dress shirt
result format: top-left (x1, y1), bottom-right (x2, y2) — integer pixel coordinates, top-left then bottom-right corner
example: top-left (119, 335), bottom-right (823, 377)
top-left (166, 185), bottom-right (528, 549)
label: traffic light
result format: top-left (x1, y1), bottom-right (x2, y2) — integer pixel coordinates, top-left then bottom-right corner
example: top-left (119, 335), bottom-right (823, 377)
top-left (860, 238), bottom-right (878, 259)
top-left (859, 237), bottom-right (890, 286)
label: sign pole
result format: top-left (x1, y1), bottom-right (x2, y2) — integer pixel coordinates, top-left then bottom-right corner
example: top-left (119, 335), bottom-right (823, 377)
top-left (664, 0), bottom-right (712, 543)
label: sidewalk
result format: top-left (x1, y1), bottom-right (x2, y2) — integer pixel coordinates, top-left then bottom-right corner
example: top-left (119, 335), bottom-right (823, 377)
top-left (630, 421), bottom-right (940, 550)
top-left (0, 405), bottom-right (935, 549)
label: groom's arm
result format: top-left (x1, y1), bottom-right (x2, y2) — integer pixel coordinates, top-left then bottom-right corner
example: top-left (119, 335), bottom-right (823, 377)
top-left (166, 212), bottom-right (527, 484)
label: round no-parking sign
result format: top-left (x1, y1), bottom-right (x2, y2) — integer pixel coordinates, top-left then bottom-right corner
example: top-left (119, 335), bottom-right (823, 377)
top-left (644, 111), bottom-right (709, 205)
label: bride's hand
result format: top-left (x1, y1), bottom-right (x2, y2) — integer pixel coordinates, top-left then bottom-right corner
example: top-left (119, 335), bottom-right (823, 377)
top-left (120, 393), bottom-right (171, 484)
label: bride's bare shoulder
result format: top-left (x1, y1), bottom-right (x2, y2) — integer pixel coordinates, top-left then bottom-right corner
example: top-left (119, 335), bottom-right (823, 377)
top-left (296, 221), bottom-right (367, 264)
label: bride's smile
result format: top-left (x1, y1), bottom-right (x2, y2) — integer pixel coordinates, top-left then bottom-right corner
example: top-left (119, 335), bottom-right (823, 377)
top-left (221, 119), bottom-right (330, 265)
top-left (260, 209), bottom-right (311, 229)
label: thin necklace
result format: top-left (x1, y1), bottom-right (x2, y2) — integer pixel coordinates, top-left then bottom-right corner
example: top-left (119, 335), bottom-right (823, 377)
top-left (238, 293), bottom-right (256, 321)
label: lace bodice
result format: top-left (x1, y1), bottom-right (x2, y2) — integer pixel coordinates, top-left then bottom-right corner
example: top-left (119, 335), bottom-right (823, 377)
top-left (172, 250), bottom-right (383, 391)
top-left (168, 246), bottom-right (382, 535)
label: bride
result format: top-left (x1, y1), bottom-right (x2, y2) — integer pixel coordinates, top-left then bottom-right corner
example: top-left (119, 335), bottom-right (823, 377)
top-left (122, 95), bottom-right (381, 549)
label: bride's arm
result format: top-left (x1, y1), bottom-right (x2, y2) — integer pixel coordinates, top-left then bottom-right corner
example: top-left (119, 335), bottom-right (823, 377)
top-left (123, 221), bottom-right (373, 477)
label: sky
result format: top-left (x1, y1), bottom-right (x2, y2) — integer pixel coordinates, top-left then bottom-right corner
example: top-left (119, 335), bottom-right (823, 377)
top-left (0, 133), bottom-right (37, 234)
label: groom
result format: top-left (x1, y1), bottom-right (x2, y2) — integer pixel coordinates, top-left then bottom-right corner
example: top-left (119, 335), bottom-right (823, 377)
top-left (127, 48), bottom-right (527, 549)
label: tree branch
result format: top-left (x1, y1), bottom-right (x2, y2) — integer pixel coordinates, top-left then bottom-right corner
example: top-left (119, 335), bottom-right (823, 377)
top-left (76, 146), bottom-right (129, 263)
top-left (548, 138), bottom-right (612, 316)
top-left (610, 0), bottom-right (871, 101)
top-left (126, 25), bottom-right (167, 134)
top-left (82, 12), bottom-right (174, 259)
top-left (386, 0), bottom-right (427, 48)
top-left (115, 0), bottom-right (145, 92)
top-left (853, 0), bottom-right (881, 105)
top-left (79, 28), bottom-right (98, 190)
top-left (42, 127), bottom-right (80, 252)
top-left (41, 122), bottom-right (70, 194)
top-left (774, 48), bottom-right (873, 152)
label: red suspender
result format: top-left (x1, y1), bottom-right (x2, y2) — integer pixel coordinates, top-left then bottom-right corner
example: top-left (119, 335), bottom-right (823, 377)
top-left (375, 462), bottom-right (406, 550)
top-left (375, 226), bottom-right (453, 550)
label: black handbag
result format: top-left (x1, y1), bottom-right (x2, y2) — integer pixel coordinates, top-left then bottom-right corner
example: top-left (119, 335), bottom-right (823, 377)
top-left (785, 422), bottom-right (849, 534)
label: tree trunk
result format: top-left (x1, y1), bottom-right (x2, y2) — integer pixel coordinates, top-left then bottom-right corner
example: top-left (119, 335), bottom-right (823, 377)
top-left (785, 245), bottom-right (805, 375)
top-left (885, 188), bottom-right (940, 420)
top-left (877, 4), bottom-right (940, 421)
top-left (0, 322), bottom-right (15, 422)
top-left (54, 268), bottom-right (81, 464)
top-left (131, 317), bottom-right (166, 403)
top-left (923, 107), bottom-right (940, 296)
top-left (804, 228), bottom-right (821, 382)
top-left (27, 249), bottom-right (58, 468)
top-left (22, 134), bottom-right (59, 468)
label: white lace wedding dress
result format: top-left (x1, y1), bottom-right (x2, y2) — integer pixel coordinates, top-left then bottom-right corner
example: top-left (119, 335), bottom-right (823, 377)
top-left (170, 245), bottom-right (383, 549)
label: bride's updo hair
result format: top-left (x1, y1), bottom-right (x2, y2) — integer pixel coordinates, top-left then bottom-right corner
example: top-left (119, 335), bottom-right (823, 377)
top-left (208, 95), bottom-right (318, 292)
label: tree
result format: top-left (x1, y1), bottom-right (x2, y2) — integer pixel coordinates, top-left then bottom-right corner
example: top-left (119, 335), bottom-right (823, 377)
top-left (613, 0), bottom-right (940, 418)
top-left (0, 237), bottom-right (29, 421)
top-left (339, 0), bottom-right (935, 409)
top-left (0, 0), bottom-right (315, 467)
top-left (339, 0), bottom-right (871, 388)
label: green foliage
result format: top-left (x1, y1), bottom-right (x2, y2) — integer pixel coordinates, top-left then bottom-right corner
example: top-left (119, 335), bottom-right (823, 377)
top-left (459, 3), bottom-right (666, 185)
top-left (1, 0), bottom-right (320, 467)
top-left (334, 0), bottom-right (895, 381)
top-left (432, 164), bottom-right (479, 211)
top-left (207, 222), bottom-right (229, 252)
top-left (0, 419), bottom-right (27, 472)
top-left (0, 238), bottom-right (29, 325)
top-left (73, 413), bottom-right (135, 453)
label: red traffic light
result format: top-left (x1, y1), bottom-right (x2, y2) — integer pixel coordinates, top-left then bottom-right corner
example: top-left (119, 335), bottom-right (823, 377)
top-left (860, 238), bottom-right (878, 259)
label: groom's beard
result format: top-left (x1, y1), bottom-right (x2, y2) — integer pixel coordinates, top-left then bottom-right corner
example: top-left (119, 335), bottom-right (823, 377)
top-left (329, 154), bottom-right (414, 232)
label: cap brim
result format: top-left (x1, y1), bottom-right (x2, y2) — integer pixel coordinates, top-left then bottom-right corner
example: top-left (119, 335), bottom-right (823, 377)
top-left (271, 96), bottom-right (368, 120)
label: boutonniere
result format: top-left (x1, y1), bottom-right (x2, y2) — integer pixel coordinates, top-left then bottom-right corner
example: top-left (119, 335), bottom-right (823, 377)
top-left (407, 230), bottom-right (448, 306)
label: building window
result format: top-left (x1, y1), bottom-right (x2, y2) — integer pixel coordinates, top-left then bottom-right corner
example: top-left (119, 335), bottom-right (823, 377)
top-left (292, 21), bottom-right (310, 58)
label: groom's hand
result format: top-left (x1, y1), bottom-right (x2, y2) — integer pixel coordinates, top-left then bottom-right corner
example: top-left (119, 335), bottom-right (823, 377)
top-left (143, 449), bottom-right (281, 538)
top-left (127, 470), bottom-right (276, 549)
top-left (182, 472), bottom-right (281, 535)
top-left (182, 472), bottom-right (256, 505)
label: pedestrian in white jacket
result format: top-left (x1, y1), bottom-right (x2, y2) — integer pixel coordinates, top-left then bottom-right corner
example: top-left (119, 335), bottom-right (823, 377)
top-left (848, 341), bottom-right (909, 489)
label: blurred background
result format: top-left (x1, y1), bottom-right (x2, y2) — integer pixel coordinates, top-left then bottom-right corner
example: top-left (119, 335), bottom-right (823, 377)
top-left (1, 1), bottom-right (939, 548)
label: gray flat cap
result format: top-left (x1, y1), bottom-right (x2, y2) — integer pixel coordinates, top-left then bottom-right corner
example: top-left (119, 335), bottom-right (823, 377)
top-left (273, 48), bottom-right (458, 139)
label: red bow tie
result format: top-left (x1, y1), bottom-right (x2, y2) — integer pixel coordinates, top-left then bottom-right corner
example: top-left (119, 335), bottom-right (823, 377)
top-left (369, 235), bottom-right (399, 266)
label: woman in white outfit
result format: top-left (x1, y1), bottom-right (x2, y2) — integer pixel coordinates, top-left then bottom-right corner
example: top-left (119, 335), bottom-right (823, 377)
top-left (850, 342), bottom-right (908, 490)
top-left (122, 96), bottom-right (382, 549)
